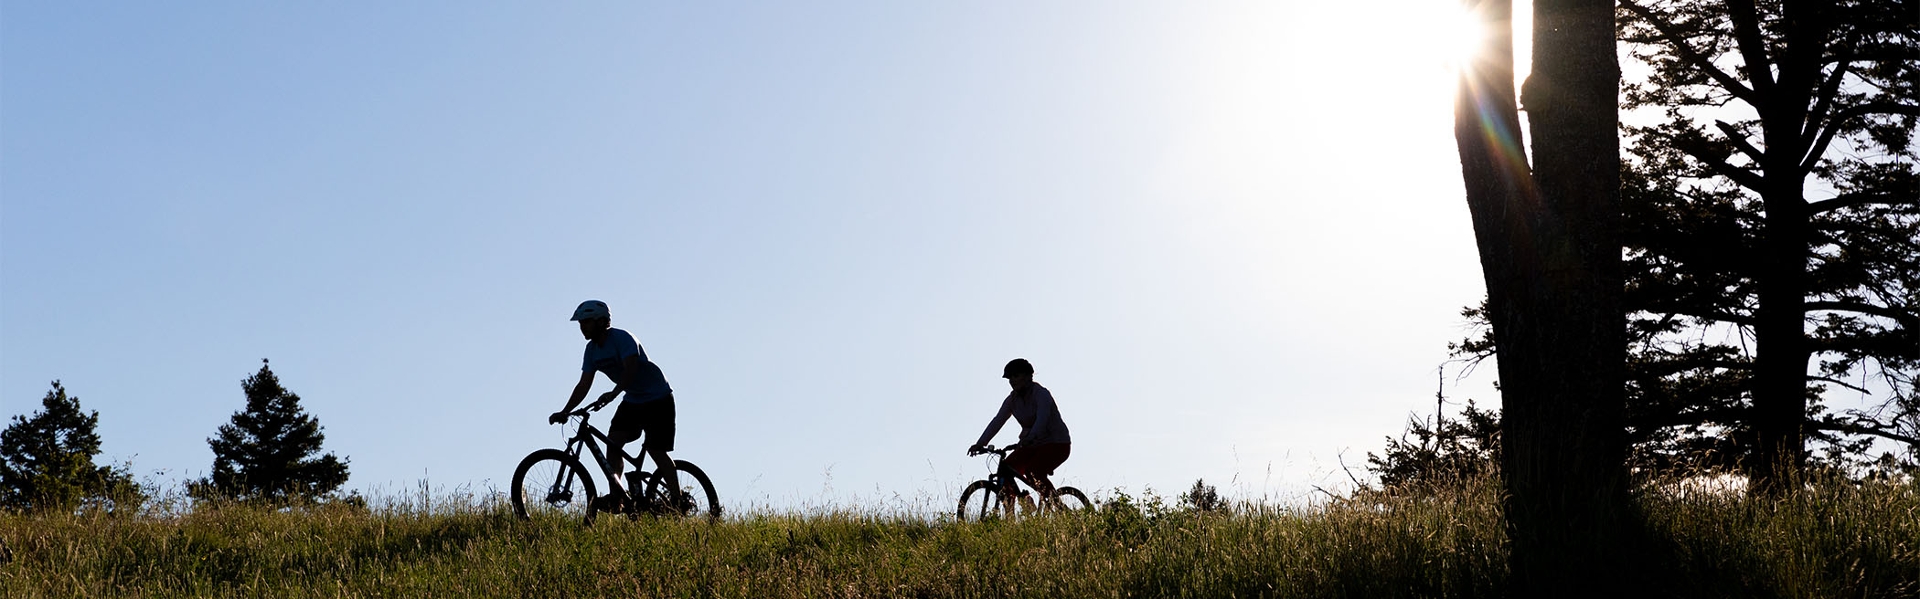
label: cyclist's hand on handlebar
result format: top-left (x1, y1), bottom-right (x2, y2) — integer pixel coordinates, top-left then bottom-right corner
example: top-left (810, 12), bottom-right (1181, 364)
top-left (547, 411), bottom-right (569, 425)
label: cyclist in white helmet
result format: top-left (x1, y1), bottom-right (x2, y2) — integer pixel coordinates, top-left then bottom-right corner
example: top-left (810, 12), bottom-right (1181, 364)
top-left (549, 300), bottom-right (679, 511)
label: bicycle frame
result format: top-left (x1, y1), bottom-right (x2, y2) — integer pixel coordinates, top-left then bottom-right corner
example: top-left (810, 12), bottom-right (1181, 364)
top-left (561, 408), bottom-right (649, 495)
top-left (975, 446), bottom-right (1043, 499)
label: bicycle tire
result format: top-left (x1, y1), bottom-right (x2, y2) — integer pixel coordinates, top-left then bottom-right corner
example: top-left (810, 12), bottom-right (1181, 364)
top-left (1048, 486), bottom-right (1092, 513)
top-left (956, 480), bottom-right (1007, 522)
top-left (511, 448), bottom-right (599, 526)
top-left (644, 459), bottom-right (722, 520)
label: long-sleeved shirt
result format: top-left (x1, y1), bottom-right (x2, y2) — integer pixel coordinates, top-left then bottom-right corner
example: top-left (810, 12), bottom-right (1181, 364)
top-left (975, 382), bottom-right (1071, 447)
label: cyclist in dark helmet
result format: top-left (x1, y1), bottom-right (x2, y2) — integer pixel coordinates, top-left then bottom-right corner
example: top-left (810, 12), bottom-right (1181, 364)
top-left (548, 300), bottom-right (679, 512)
top-left (968, 358), bottom-right (1072, 500)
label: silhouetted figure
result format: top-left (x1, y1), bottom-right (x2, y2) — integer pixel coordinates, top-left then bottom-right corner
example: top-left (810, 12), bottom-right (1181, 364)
top-left (968, 358), bottom-right (1072, 498)
top-left (549, 300), bottom-right (679, 512)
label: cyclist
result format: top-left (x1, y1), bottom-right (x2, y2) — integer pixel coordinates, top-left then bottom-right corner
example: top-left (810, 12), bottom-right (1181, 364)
top-left (548, 300), bottom-right (679, 512)
top-left (967, 358), bottom-right (1072, 501)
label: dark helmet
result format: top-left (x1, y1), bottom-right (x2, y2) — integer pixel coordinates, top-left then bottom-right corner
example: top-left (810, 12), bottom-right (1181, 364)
top-left (1002, 358), bottom-right (1034, 378)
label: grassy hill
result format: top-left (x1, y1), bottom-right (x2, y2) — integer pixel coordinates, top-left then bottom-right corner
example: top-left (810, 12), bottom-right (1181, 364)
top-left (2, 477), bottom-right (1912, 598)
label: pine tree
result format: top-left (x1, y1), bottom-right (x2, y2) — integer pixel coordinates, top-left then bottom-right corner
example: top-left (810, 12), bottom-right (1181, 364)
top-left (192, 360), bottom-right (349, 502)
top-left (0, 381), bottom-right (144, 512)
top-left (1615, 0), bottom-right (1919, 491)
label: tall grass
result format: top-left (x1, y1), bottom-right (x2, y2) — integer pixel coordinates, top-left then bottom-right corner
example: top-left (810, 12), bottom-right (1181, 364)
top-left (1, 476), bottom-right (1911, 598)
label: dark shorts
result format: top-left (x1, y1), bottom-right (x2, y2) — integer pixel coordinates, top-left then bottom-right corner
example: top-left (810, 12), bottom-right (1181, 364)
top-left (1004, 442), bottom-right (1071, 478)
top-left (607, 394), bottom-right (675, 452)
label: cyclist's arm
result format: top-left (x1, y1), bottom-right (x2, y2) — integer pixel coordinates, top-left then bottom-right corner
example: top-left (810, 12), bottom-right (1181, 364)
top-left (974, 397), bottom-right (1015, 448)
top-left (551, 371), bottom-right (596, 422)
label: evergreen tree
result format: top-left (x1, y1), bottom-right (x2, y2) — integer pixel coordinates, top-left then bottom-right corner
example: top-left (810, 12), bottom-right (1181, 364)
top-left (192, 360), bottom-right (349, 502)
top-left (0, 381), bottom-right (144, 512)
top-left (1615, 0), bottom-right (1919, 491)
top-left (1366, 398), bottom-right (1503, 493)
top-left (1446, 0), bottom-right (1919, 486)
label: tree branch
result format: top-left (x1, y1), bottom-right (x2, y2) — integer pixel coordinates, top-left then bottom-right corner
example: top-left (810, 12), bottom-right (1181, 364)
top-left (1632, 359), bottom-right (1752, 379)
top-left (1638, 304), bottom-right (1759, 327)
top-left (1808, 376), bottom-right (1874, 395)
top-left (1628, 407), bottom-right (1746, 431)
top-left (1824, 46), bottom-right (1920, 65)
top-left (1801, 62), bottom-right (1850, 149)
top-left (1808, 192), bottom-right (1917, 214)
top-left (1715, 120), bottom-right (1767, 164)
top-left (1810, 422), bottom-right (1920, 447)
top-left (1723, 0), bottom-right (1777, 95)
top-left (1801, 102), bottom-right (1920, 173)
top-left (1618, 0), bottom-right (1758, 102)
top-left (1679, 141), bottom-right (1769, 191)
top-left (1803, 300), bottom-right (1918, 328)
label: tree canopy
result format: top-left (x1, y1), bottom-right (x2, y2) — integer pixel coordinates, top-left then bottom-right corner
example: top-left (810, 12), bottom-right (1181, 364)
top-left (0, 381), bottom-right (144, 512)
top-left (1431, 0), bottom-right (1918, 489)
top-left (192, 360), bottom-right (350, 502)
top-left (1615, 0), bottom-right (1919, 486)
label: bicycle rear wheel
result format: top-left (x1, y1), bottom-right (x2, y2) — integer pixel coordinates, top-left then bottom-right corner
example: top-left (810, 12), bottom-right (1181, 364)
top-left (956, 480), bottom-right (1008, 522)
top-left (511, 448), bottom-right (599, 526)
top-left (1047, 486), bottom-right (1092, 513)
top-left (644, 460), bottom-right (722, 520)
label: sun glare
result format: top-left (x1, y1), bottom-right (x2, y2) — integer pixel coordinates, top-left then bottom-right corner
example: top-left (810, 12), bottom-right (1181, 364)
top-left (1443, 5), bottom-right (1491, 73)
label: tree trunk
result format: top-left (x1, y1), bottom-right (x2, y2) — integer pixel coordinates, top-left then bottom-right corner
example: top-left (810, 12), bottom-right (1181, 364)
top-left (1744, 1), bottom-right (1828, 495)
top-left (1455, 0), bottom-right (1630, 595)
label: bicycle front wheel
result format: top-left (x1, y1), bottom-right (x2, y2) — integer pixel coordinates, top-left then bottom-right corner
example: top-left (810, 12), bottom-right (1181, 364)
top-left (957, 480), bottom-right (1007, 522)
top-left (644, 460), bottom-right (722, 521)
top-left (1048, 486), bottom-right (1092, 513)
top-left (511, 448), bottom-right (599, 526)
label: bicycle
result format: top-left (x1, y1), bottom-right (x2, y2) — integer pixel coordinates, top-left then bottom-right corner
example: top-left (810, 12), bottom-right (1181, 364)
top-left (510, 402), bottom-right (720, 525)
top-left (956, 444), bottom-right (1091, 521)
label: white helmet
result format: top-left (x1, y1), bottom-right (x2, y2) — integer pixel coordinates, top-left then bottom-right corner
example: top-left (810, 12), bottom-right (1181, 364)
top-left (570, 300), bottom-right (609, 321)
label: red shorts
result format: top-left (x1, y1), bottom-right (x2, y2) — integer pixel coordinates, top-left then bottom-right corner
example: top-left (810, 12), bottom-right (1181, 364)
top-left (1004, 442), bottom-right (1071, 478)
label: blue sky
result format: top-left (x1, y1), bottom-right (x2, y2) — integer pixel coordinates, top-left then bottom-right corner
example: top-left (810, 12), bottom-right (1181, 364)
top-left (3, 2), bottom-right (1506, 510)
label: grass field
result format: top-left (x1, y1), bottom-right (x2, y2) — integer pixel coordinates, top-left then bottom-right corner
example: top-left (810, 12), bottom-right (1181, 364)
top-left (2, 477), bottom-right (1914, 598)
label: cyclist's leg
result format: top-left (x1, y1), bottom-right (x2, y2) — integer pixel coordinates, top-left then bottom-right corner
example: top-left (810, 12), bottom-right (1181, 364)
top-left (639, 395), bottom-right (679, 499)
top-left (605, 401), bottom-right (647, 500)
top-left (994, 459), bottom-right (1021, 496)
top-left (1013, 443), bottom-right (1070, 499)
top-left (1025, 473), bottom-right (1056, 497)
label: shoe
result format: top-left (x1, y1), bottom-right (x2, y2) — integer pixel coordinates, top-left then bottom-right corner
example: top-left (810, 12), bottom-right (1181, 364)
top-left (590, 494), bottom-right (627, 514)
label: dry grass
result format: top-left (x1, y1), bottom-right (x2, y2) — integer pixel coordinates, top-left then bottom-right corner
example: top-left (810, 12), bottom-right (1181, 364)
top-left (0, 476), bottom-right (1912, 598)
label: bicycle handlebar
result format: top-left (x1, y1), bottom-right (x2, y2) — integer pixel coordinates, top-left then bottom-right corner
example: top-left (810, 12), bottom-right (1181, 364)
top-left (562, 398), bottom-right (616, 422)
top-left (969, 444), bottom-right (1018, 457)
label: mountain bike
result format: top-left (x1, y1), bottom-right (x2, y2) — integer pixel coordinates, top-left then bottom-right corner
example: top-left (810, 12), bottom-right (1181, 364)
top-left (956, 444), bottom-right (1091, 521)
top-left (510, 401), bottom-right (720, 525)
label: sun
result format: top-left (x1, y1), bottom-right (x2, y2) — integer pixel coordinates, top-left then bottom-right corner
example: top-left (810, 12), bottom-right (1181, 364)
top-left (1437, 2), bottom-right (1495, 74)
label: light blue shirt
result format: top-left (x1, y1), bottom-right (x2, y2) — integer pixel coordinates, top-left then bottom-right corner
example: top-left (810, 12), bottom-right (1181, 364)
top-left (582, 328), bottom-right (673, 404)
